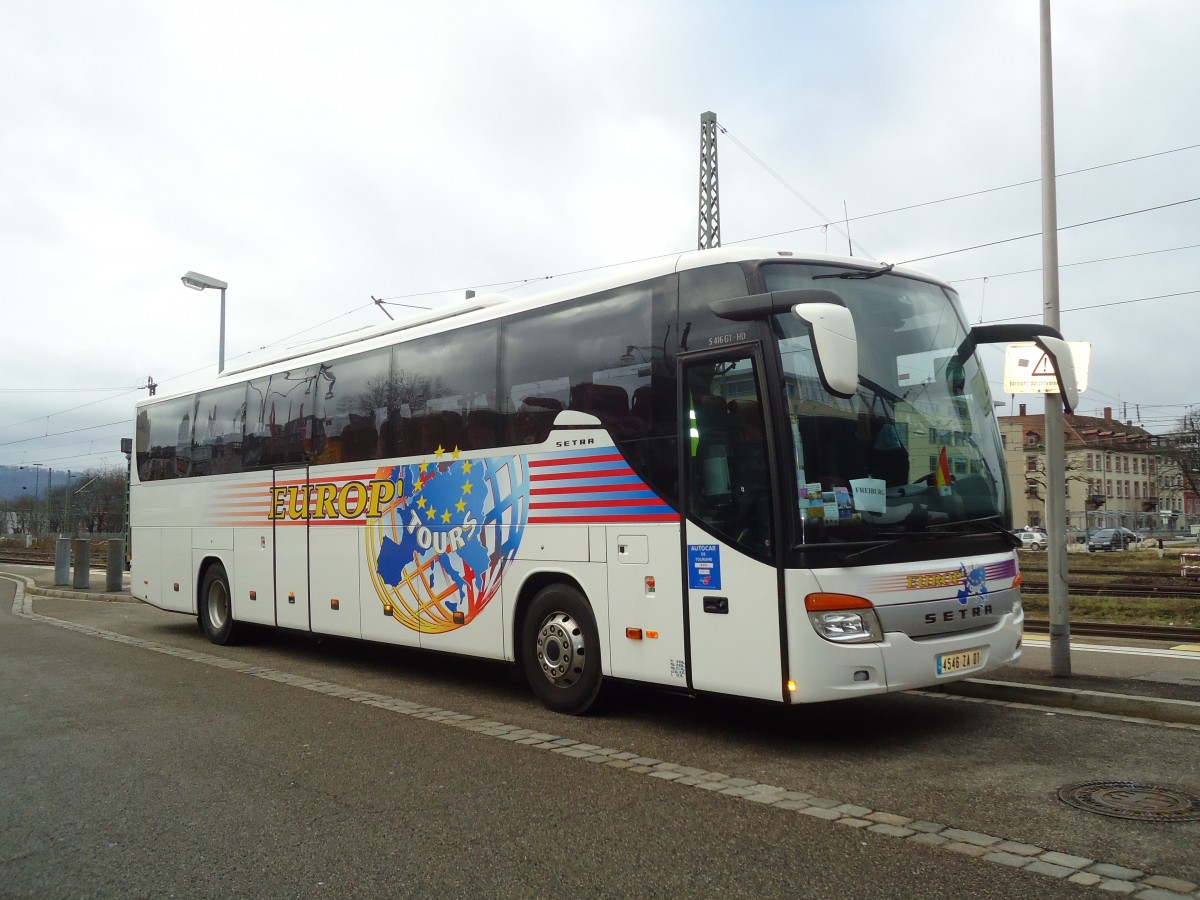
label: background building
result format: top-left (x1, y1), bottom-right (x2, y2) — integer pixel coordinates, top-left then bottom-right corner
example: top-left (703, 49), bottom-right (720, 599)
top-left (997, 405), bottom-right (1193, 537)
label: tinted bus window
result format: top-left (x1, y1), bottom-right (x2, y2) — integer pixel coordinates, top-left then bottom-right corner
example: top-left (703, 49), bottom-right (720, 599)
top-left (313, 349), bottom-right (391, 465)
top-left (136, 394), bottom-right (196, 481)
top-left (245, 367), bottom-right (320, 469)
top-left (501, 282), bottom-right (654, 446)
top-left (192, 383), bottom-right (248, 476)
top-left (678, 263), bottom-right (751, 350)
top-left (392, 323), bottom-right (499, 458)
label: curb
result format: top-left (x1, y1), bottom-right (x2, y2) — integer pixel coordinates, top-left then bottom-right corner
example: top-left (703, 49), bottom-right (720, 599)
top-left (0, 572), bottom-right (139, 604)
top-left (929, 678), bottom-right (1200, 726)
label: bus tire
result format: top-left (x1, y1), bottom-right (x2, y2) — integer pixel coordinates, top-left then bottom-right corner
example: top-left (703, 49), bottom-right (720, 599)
top-left (521, 584), bottom-right (603, 715)
top-left (198, 562), bottom-right (240, 646)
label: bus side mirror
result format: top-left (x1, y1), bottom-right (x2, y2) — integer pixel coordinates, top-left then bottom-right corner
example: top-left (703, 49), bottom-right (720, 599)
top-left (958, 324), bottom-right (1080, 414)
top-left (791, 302), bottom-right (858, 399)
top-left (1031, 335), bottom-right (1079, 414)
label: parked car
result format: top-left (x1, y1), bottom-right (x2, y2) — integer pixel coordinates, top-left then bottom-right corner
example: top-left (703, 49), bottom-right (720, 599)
top-left (1015, 531), bottom-right (1046, 551)
top-left (1088, 527), bottom-right (1140, 551)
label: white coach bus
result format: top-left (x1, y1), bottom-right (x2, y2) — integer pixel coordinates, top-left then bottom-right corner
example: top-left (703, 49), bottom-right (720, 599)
top-left (131, 247), bottom-right (1077, 714)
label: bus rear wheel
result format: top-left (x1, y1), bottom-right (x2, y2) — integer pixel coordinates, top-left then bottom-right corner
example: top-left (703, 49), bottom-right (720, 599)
top-left (199, 563), bottom-right (240, 646)
top-left (521, 584), bottom-right (603, 715)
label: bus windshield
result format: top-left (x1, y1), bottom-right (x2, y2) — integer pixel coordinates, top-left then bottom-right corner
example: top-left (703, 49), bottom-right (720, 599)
top-left (761, 263), bottom-right (1009, 546)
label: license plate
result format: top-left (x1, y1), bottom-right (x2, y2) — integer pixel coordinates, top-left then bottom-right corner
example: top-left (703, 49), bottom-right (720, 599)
top-left (937, 647), bottom-right (982, 675)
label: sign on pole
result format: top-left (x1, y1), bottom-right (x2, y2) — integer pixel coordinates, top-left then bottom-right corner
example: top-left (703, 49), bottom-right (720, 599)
top-left (1003, 341), bottom-right (1090, 395)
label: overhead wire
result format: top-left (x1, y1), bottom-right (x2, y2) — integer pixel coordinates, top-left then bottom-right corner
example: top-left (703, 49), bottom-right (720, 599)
top-left (725, 138), bottom-right (1200, 245)
top-left (897, 197), bottom-right (1200, 265)
top-left (948, 243), bottom-right (1200, 283)
top-left (716, 123), bottom-right (874, 258)
top-left (5, 137), bottom-right (1198, 455)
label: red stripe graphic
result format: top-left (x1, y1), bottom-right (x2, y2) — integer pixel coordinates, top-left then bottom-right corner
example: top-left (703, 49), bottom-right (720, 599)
top-left (531, 498), bottom-right (671, 510)
top-left (530, 467), bottom-right (634, 481)
top-left (530, 484), bottom-right (645, 496)
top-left (529, 453), bottom-right (624, 468)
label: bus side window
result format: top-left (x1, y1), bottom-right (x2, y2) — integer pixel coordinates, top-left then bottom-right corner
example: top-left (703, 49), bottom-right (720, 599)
top-left (685, 356), bottom-right (773, 555)
top-left (136, 394), bottom-right (196, 481)
top-left (192, 383), bottom-right (248, 476)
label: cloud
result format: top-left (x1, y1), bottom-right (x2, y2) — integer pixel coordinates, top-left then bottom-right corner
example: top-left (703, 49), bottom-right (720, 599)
top-left (2, 0), bottom-right (1198, 471)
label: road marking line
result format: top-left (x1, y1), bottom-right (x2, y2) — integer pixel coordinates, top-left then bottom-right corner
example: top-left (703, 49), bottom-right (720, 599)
top-left (6, 574), bottom-right (1199, 900)
top-left (1022, 636), bottom-right (1200, 660)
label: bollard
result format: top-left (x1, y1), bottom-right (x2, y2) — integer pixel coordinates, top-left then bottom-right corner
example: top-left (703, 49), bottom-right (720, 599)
top-left (72, 539), bottom-right (92, 590)
top-left (54, 537), bottom-right (71, 586)
top-left (106, 540), bottom-right (125, 592)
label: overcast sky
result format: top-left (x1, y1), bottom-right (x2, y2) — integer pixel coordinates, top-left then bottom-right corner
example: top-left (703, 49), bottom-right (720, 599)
top-left (2, 0), bottom-right (1197, 475)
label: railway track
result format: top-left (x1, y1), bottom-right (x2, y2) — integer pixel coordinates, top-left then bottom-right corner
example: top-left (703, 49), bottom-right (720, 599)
top-left (0, 553), bottom-right (108, 570)
top-left (1023, 619), bottom-right (1200, 643)
top-left (1020, 580), bottom-right (1200, 599)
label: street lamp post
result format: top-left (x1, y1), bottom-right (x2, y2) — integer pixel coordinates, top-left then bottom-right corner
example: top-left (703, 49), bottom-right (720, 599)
top-left (19, 464), bottom-right (42, 535)
top-left (181, 271), bottom-right (229, 373)
top-left (64, 470), bottom-right (74, 536)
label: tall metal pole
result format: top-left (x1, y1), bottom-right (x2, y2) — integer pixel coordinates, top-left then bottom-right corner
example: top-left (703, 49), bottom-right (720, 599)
top-left (218, 286), bottom-right (226, 373)
top-left (698, 111), bottom-right (721, 250)
top-left (33, 464), bottom-right (41, 534)
top-left (1040, 0), bottom-right (1071, 676)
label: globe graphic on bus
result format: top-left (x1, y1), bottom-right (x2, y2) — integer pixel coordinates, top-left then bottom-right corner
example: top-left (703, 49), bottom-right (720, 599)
top-left (365, 453), bottom-right (529, 633)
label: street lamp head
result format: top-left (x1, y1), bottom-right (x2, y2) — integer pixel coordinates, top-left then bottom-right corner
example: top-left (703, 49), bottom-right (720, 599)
top-left (181, 271), bottom-right (228, 373)
top-left (181, 271), bottom-right (228, 291)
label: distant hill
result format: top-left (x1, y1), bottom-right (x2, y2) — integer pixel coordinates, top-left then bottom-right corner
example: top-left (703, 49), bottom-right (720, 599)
top-left (0, 466), bottom-right (43, 501)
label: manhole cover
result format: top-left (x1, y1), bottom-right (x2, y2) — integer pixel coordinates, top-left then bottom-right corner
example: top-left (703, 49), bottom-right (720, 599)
top-left (1058, 781), bottom-right (1200, 823)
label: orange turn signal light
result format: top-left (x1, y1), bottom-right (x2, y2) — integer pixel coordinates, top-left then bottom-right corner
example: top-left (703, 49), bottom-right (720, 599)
top-left (626, 627), bottom-right (643, 640)
top-left (804, 592), bottom-right (874, 611)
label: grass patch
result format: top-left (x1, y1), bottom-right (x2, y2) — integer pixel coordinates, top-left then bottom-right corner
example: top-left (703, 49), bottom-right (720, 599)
top-left (1018, 548), bottom-right (1189, 575)
top-left (1021, 593), bottom-right (1200, 628)
top-left (1017, 546), bottom-right (1200, 624)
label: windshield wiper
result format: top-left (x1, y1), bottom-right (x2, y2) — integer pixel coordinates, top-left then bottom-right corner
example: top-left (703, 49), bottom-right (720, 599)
top-left (840, 516), bottom-right (1018, 563)
top-left (813, 262), bottom-right (895, 281)
top-left (927, 515), bottom-right (1022, 547)
top-left (838, 531), bottom-right (943, 563)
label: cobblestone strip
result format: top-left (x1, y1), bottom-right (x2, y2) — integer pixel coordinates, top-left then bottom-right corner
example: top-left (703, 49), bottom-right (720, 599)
top-left (8, 577), bottom-right (1198, 900)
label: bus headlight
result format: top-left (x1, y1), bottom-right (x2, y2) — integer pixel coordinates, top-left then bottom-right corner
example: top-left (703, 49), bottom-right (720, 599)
top-left (805, 593), bottom-right (883, 644)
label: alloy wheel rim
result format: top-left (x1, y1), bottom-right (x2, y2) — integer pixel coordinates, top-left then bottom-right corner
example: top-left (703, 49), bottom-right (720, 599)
top-left (535, 612), bottom-right (586, 688)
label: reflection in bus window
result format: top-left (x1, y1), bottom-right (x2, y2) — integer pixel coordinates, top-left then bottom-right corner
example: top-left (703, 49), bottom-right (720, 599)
top-left (685, 356), bottom-right (773, 556)
top-left (192, 383), bottom-right (247, 476)
top-left (245, 368), bottom-right (318, 468)
top-left (136, 394), bottom-right (196, 481)
top-left (392, 323), bottom-right (498, 457)
top-left (501, 284), bottom-right (652, 446)
top-left (313, 348), bottom-right (390, 464)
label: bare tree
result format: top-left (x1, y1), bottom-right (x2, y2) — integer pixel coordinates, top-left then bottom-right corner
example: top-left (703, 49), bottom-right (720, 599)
top-left (1158, 408), bottom-right (1200, 499)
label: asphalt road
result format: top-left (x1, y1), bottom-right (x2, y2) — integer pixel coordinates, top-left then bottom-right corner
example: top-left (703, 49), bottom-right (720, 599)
top-left (2, 578), bottom-right (1197, 899)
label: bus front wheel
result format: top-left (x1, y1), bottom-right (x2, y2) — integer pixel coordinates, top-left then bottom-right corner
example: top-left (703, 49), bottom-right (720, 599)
top-left (521, 584), bottom-right (603, 715)
top-left (199, 563), bottom-right (240, 646)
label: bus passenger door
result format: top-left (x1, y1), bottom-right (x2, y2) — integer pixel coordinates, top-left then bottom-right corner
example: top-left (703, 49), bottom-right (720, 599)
top-left (680, 351), bottom-right (785, 702)
top-left (273, 465), bottom-right (311, 631)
